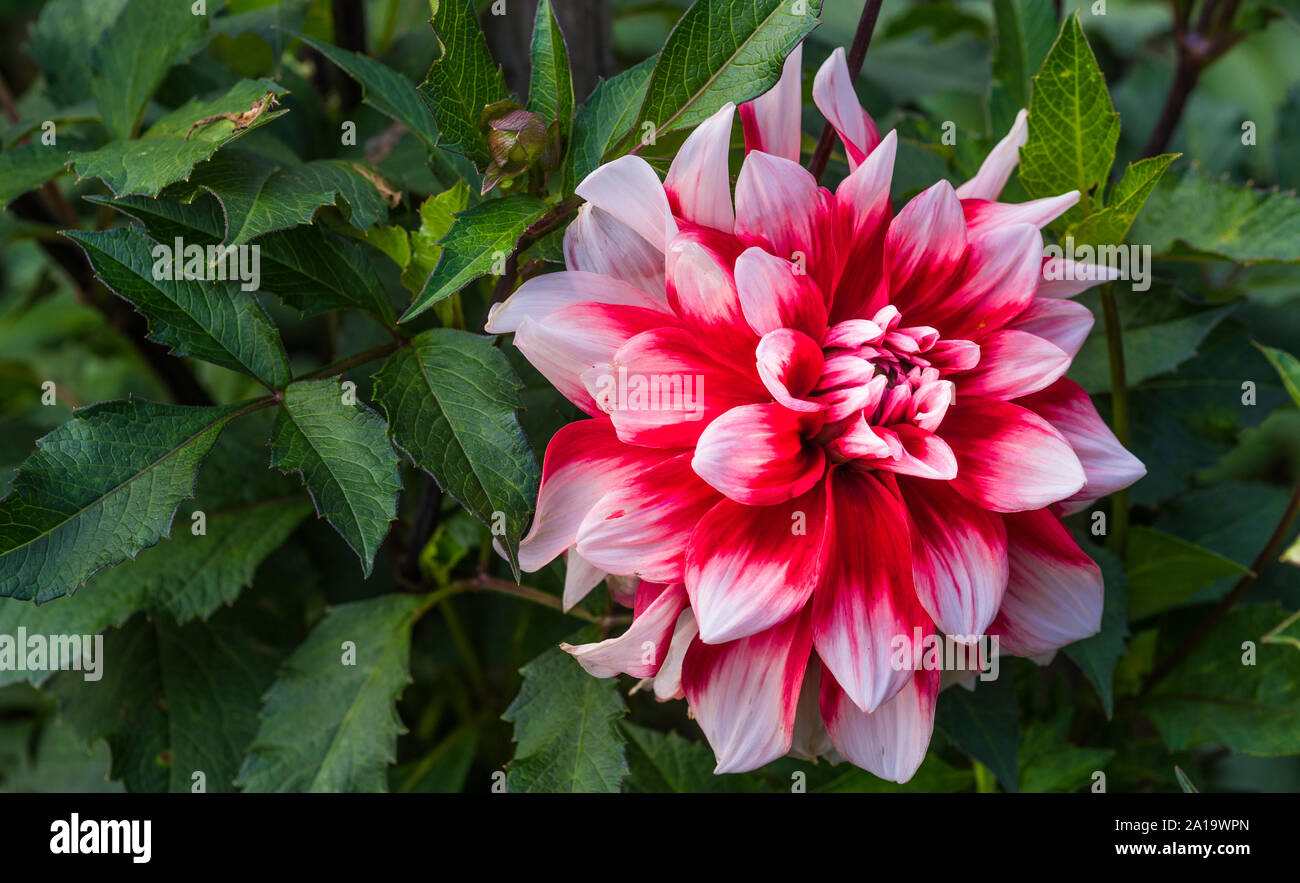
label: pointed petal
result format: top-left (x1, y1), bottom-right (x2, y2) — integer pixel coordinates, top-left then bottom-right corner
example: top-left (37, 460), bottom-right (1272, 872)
top-left (885, 180), bottom-right (967, 314)
top-left (685, 481), bottom-right (829, 644)
top-left (955, 108), bottom-right (1028, 200)
top-left (923, 223), bottom-right (1042, 341)
top-left (942, 395), bottom-right (1086, 512)
top-left (734, 151), bottom-right (838, 295)
top-left (653, 608), bottom-right (698, 701)
top-left (665, 228), bottom-right (758, 372)
top-left (1037, 257), bottom-right (1123, 299)
top-left (562, 203), bottom-right (667, 296)
top-left (562, 549), bottom-right (606, 611)
top-left (820, 665), bottom-right (939, 783)
top-left (486, 269), bottom-right (669, 334)
top-left (562, 583), bottom-right (689, 677)
top-left (830, 130), bottom-right (897, 322)
top-left (682, 607), bottom-right (813, 773)
top-left (575, 154), bottom-right (678, 251)
top-left (961, 191), bottom-right (1079, 239)
top-left (691, 403), bottom-right (825, 505)
top-left (790, 655), bottom-right (834, 761)
top-left (665, 103), bottom-right (736, 232)
top-left (739, 43), bottom-right (803, 162)
top-left (811, 46), bottom-right (880, 170)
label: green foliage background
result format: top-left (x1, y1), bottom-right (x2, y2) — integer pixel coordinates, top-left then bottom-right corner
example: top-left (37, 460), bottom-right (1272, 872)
top-left (0, 0), bottom-right (1297, 794)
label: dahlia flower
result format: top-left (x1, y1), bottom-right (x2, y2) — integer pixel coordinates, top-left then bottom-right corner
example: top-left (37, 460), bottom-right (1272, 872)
top-left (485, 44), bottom-right (1145, 782)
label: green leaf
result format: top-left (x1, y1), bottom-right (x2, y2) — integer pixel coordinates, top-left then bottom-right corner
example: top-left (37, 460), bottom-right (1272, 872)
top-left (0, 399), bottom-right (247, 602)
top-left (269, 379), bottom-right (400, 576)
top-left (52, 612), bottom-right (283, 792)
top-left (1018, 14), bottom-right (1118, 222)
top-left (401, 183), bottom-right (469, 293)
top-left (91, 0), bottom-right (208, 139)
top-left (29, 0), bottom-right (127, 106)
top-left (934, 670), bottom-right (1019, 791)
top-left (1143, 604), bottom-right (1300, 755)
top-left (65, 227), bottom-right (291, 388)
top-left (813, 754), bottom-right (977, 793)
top-left (389, 724), bottom-right (479, 793)
top-left (1254, 342), bottom-right (1300, 408)
top-left (372, 329), bottom-right (538, 576)
top-left (1132, 169), bottom-right (1300, 264)
top-left (527, 0), bottom-right (574, 137)
top-left (295, 32), bottom-right (441, 149)
top-left (622, 723), bottom-right (767, 793)
top-left (1069, 304), bottom-right (1234, 393)
top-left (503, 644), bottom-right (628, 793)
top-left (1064, 545), bottom-right (1128, 717)
top-left (181, 148), bottom-right (391, 246)
top-left (91, 193), bottom-right (394, 321)
top-left (0, 141), bottom-right (80, 207)
top-left (1173, 765), bottom-right (1199, 793)
top-left (1125, 527), bottom-right (1251, 621)
top-left (989, 0), bottom-right (1056, 135)
top-left (1018, 714), bottom-right (1114, 793)
top-left (1065, 153), bottom-right (1179, 248)
top-left (400, 194), bottom-right (548, 322)
top-left (635, 0), bottom-right (821, 144)
top-left (72, 79), bottom-right (288, 197)
top-left (563, 57), bottom-right (654, 194)
top-left (418, 0), bottom-right (510, 169)
top-left (238, 594), bottom-right (424, 792)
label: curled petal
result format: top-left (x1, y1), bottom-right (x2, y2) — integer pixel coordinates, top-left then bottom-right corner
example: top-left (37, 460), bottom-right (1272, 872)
top-left (955, 108), bottom-right (1028, 201)
top-left (563, 203), bottom-right (667, 295)
top-left (665, 102), bottom-right (736, 232)
top-left (735, 246), bottom-right (828, 341)
top-left (575, 154), bottom-right (678, 251)
top-left (1038, 257), bottom-right (1123, 299)
top-left (563, 582), bottom-right (689, 678)
top-left (755, 328), bottom-right (827, 412)
top-left (692, 404), bottom-right (826, 505)
top-left (562, 549), bottom-right (606, 611)
top-left (735, 151), bottom-right (838, 295)
top-left (820, 665), bottom-right (939, 784)
top-left (739, 43), bottom-right (803, 162)
top-left (653, 609), bottom-right (698, 701)
top-left (811, 46), bottom-right (881, 170)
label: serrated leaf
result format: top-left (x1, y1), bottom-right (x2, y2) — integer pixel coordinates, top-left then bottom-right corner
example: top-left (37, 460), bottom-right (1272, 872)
top-left (372, 330), bottom-right (538, 576)
top-left (52, 611), bottom-right (281, 792)
top-left (0, 399), bottom-right (248, 602)
top-left (1253, 342), bottom-right (1300, 408)
top-left (295, 32), bottom-right (441, 149)
top-left (418, 0), bottom-right (510, 169)
top-left (65, 227), bottom-right (291, 388)
top-left (1018, 14), bottom-right (1118, 222)
top-left (527, 0), bottom-right (574, 137)
top-left (635, 0), bottom-right (822, 144)
top-left (1126, 527), bottom-right (1251, 620)
top-left (1066, 153), bottom-right (1179, 249)
top-left (934, 669), bottom-right (1019, 791)
top-left (503, 644), bottom-right (628, 793)
top-left (238, 594), bottom-right (424, 792)
top-left (989, 0), bottom-right (1056, 135)
top-left (1064, 544), bottom-right (1127, 717)
top-left (72, 79), bottom-right (288, 197)
top-left (401, 194), bottom-right (548, 322)
top-left (91, 0), bottom-right (208, 139)
top-left (563, 57), bottom-right (654, 194)
top-left (269, 379), bottom-right (400, 576)
top-left (1143, 604), bottom-right (1300, 755)
top-left (622, 723), bottom-right (767, 793)
top-left (1131, 169), bottom-right (1300, 263)
top-left (400, 183), bottom-right (469, 293)
top-left (91, 193), bottom-right (394, 321)
top-left (182, 148), bottom-right (390, 246)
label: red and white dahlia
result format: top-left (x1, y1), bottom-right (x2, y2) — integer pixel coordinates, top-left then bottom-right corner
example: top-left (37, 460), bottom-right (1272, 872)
top-left (486, 44), bottom-right (1145, 782)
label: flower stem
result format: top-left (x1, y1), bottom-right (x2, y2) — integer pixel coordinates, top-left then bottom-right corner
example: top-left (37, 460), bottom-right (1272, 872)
top-left (808, 0), bottom-right (884, 182)
top-left (1099, 283), bottom-right (1131, 560)
top-left (295, 340), bottom-right (404, 382)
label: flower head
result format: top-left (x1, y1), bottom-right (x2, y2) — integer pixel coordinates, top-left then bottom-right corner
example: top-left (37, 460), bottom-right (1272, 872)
top-left (486, 44), bottom-right (1144, 781)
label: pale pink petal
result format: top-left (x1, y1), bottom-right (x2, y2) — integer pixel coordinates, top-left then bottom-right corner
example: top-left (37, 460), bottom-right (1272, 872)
top-left (811, 46), bottom-right (880, 170)
top-left (653, 608), bottom-right (698, 701)
top-left (1008, 297), bottom-right (1094, 357)
top-left (867, 425), bottom-right (959, 481)
top-left (685, 481), bottom-right (829, 644)
top-left (955, 108), bottom-right (1028, 201)
top-left (755, 328), bottom-right (827, 412)
top-left (665, 229), bottom-right (758, 372)
top-left (518, 419), bottom-right (668, 572)
top-left (1037, 258), bottom-right (1123, 299)
top-left (962, 191), bottom-right (1079, 239)
top-left (942, 396), bottom-right (1086, 512)
top-left (664, 103), bottom-right (736, 232)
top-left (734, 246), bottom-right (828, 341)
top-left (562, 583), bottom-right (689, 678)
top-left (574, 452), bottom-right (721, 583)
top-left (562, 549), bottom-right (606, 611)
top-left (513, 303), bottom-right (670, 415)
top-left (898, 479), bottom-right (1009, 638)
top-left (739, 43), bottom-right (803, 162)
top-left (813, 469), bottom-right (930, 713)
top-left (575, 154), bottom-right (678, 251)
top-left (790, 656), bottom-right (834, 761)
top-left (682, 608), bottom-right (813, 773)
top-left (956, 328), bottom-right (1070, 399)
top-left (486, 270), bottom-right (669, 334)
top-left (821, 666), bottom-right (939, 784)
top-left (1017, 378), bottom-right (1146, 514)
top-left (990, 508), bottom-right (1103, 657)
top-left (692, 403), bottom-right (825, 505)
top-left (563, 203), bottom-right (667, 295)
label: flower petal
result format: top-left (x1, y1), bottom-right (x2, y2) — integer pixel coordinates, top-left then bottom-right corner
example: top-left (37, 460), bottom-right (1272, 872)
top-left (755, 328), bottom-right (827, 412)
top-left (685, 481), bottom-right (829, 644)
top-left (830, 129), bottom-right (897, 322)
top-left (486, 269), bottom-right (669, 334)
top-left (562, 548), bottom-right (606, 611)
top-left (956, 328), bottom-right (1071, 400)
top-left (955, 108), bottom-right (1028, 201)
top-left (811, 46), bottom-right (880, 170)
top-left (682, 607), bottom-right (813, 773)
top-left (990, 508), bottom-right (1103, 657)
top-left (692, 403), bottom-right (826, 505)
top-left (575, 154), bottom-right (678, 251)
top-left (734, 246), bottom-right (829, 341)
top-left (739, 43), bottom-right (803, 162)
top-left (734, 151), bottom-right (838, 295)
top-left (942, 396), bottom-right (1086, 512)
top-left (962, 191), bottom-right (1079, 239)
top-left (922, 223), bottom-right (1042, 341)
top-left (820, 665), bottom-right (939, 784)
top-left (1007, 297), bottom-right (1095, 358)
top-left (653, 608), bottom-right (698, 701)
top-left (665, 103), bottom-right (736, 232)
top-left (563, 203), bottom-right (667, 295)
top-left (1037, 257), bottom-right (1123, 299)
top-left (562, 582), bottom-right (689, 678)
top-left (885, 180), bottom-right (968, 315)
